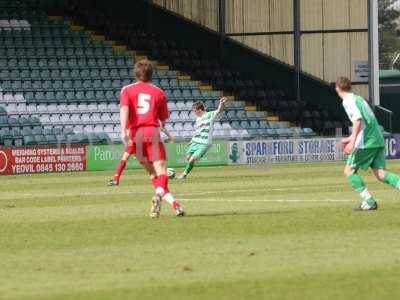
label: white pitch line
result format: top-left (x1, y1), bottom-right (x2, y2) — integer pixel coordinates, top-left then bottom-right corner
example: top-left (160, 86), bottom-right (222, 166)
top-left (175, 187), bottom-right (305, 197)
top-left (0, 187), bottom-right (311, 202)
top-left (178, 198), bottom-right (353, 202)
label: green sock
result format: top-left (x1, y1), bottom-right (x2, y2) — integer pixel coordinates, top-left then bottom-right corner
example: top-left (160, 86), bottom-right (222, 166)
top-left (383, 172), bottom-right (400, 189)
top-left (347, 173), bottom-right (375, 205)
top-left (347, 173), bottom-right (366, 193)
top-left (184, 161), bottom-right (195, 176)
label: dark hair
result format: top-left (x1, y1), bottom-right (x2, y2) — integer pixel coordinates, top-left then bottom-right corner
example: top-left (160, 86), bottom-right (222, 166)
top-left (336, 76), bottom-right (352, 92)
top-left (192, 101), bottom-right (205, 111)
top-left (134, 59), bottom-right (153, 82)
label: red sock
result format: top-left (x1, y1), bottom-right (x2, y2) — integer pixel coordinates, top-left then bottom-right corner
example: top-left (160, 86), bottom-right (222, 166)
top-left (163, 192), bottom-right (180, 209)
top-left (152, 176), bottom-right (169, 195)
top-left (151, 176), bottom-right (158, 189)
top-left (172, 200), bottom-right (180, 210)
top-left (154, 174), bottom-right (168, 196)
top-left (113, 160), bottom-right (127, 181)
top-left (158, 174), bottom-right (168, 191)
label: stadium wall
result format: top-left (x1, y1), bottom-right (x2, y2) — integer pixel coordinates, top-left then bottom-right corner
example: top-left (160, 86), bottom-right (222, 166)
top-left (152, 0), bottom-right (369, 99)
top-left (143, 0), bottom-right (347, 122)
top-left (380, 71), bottom-right (400, 132)
top-left (1, 136), bottom-right (400, 175)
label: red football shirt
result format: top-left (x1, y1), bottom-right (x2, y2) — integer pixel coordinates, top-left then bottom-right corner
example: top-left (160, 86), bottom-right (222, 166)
top-left (120, 81), bottom-right (169, 130)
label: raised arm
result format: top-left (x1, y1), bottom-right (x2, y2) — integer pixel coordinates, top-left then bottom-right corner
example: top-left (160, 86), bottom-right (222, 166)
top-left (215, 97), bottom-right (227, 115)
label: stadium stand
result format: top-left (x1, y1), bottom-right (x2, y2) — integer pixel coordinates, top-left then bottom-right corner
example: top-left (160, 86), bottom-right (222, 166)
top-left (65, 1), bottom-right (349, 133)
top-left (0, 0), bottom-right (325, 147)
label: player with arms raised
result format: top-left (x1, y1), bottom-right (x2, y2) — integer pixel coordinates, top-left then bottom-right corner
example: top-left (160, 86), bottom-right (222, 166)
top-left (336, 76), bottom-right (400, 211)
top-left (120, 59), bottom-right (184, 217)
top-left (178, 98), bottom-right (226, 179)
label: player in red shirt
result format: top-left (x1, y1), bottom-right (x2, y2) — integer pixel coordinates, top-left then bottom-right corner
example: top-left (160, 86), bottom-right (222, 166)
top-left (107, 123), bottom-right (174, 186)
top-left (119, 59), bottom-right (184, 218)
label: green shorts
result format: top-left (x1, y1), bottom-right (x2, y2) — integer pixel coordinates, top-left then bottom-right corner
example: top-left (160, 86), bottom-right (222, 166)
top-left (346, 147), bottom-right (386, 171)
top-left (186, 143), bottom-right (210, 160)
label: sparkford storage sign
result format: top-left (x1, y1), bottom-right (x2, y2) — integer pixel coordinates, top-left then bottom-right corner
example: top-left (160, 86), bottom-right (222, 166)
top-left (228, 138), bottom-right (347, 165)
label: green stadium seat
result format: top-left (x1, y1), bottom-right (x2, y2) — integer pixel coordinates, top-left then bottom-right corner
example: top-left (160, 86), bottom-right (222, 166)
top-left (93, 80), bottom-right (102, 89)
top-left (95, 57), bottom-right (105, 66)
top-left (65, 91), bottom-right (75, 102)
top-left (247, 129), bottom-right (258, 137)
top-left (63, 80), bottom-right (73, 90)
top-left (0, 116), bottom-right (8, 125)
top-left (21, 128), bottom-right (33, 136)
top-left (73, 80), bottom-right (83, 89)
top-left (53, 80), bottom-right (63, 90)
top-left (80, 69), bottom-right (90, 78)
top-left (76, 91), bottom-right (85, 102)
top-left (227, 120), bottom-right (238, 130)
top-left (0, 106), bottom-right (6, 115)
top-left (30, 117), bottom-right (40, 125)
top-left (75, 132), bottom-right (89, 144)
top-left (90, 69), bottom-right (100, 78)
top-left (100, 69), bottom-right (109, 77)
top-left (17, 116), bottom-right (29, 126)
top-left (56, 134), bottom-right (67, 144)
top-left (23, 135), bottom-right (35, 145)
top-left (46, 134), bottom-right (57, 144)
top-left (7, 117), bottom-right (18, 126)
top-left (35, 91), bottom-right (45, 103)
top-left (96, 132), bottom-right (110, 143)
top-left (85, 90), bottom-right (95, 102)
top-left (83, 80), bottom-right (92, 89)
top-left (1, 80), bottom-right (12, 91)
top-left (119, 68), bottom-right (129, 78)
top-left (105, 90), bottom-right (115, 101)
top-left (66, 133), bottom-right (78, 144)
top-left (48, 58), bottom-right (58, 68)
top-left (102, 79), bottom-right (112, 89)
top-left (32, 80), bottom-right (42, 90)
top-left (95, 91), bottom-right (105, 101)
top-left (62, 127), bottom-right (74, 135)
top-left (10, 69), bottom-right (20, 79)
top-left (50, 69), bottom-right (60, 79)
top-left (110, 69), bottom-right (119, 78)
top-left (71, 69), bottom-right (80, 78)
top-left (67, 58), bottom-right (78, 68)
top-left (12, 128), bottom-right (23, 146)
top-left (22, 80), bottom-right (32, 91)
top-left (42, 80), bottom-right (52, 90)
top-left (25, 91), bottom-right (35, 102)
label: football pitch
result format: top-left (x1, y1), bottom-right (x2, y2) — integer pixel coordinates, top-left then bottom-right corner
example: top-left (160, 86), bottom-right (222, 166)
top-left (1, 161), bottom-right (400, 300)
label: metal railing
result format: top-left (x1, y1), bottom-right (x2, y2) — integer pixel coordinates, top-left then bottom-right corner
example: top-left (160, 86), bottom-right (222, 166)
top-left (390, 52), bottom-right (400, 69)
top-left (374, 105), bottom-right (393, 133)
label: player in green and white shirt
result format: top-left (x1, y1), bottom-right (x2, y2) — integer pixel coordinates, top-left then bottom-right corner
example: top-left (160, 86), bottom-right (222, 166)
top-left (336, 77), bottom-right (400, 211)
top-left (178, 97), bottom-right (226, 179)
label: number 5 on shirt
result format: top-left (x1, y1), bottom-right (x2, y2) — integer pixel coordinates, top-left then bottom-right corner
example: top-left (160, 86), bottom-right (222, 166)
top-left (138, 93), bottom-right (151, 115)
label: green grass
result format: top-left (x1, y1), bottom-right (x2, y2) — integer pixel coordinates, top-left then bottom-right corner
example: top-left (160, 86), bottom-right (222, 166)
top-left (1, 161), bottom-right (400, 300)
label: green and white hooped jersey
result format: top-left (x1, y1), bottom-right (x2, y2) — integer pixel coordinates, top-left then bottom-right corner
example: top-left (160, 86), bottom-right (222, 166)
top-left (191, 110), bottom-right (218, 145)
top-left (342, 93), bottom-right (384, 149)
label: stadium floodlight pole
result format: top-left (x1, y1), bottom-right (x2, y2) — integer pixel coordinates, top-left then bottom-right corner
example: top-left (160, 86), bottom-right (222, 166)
top-left (218, 0), bottom-right (226, 60)
top-left (368, 0), bottom-right (380, 106)
top-left (293, 0), bottom-right (301, 102)
top-left (147, 0), bottom-right (153, 33)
